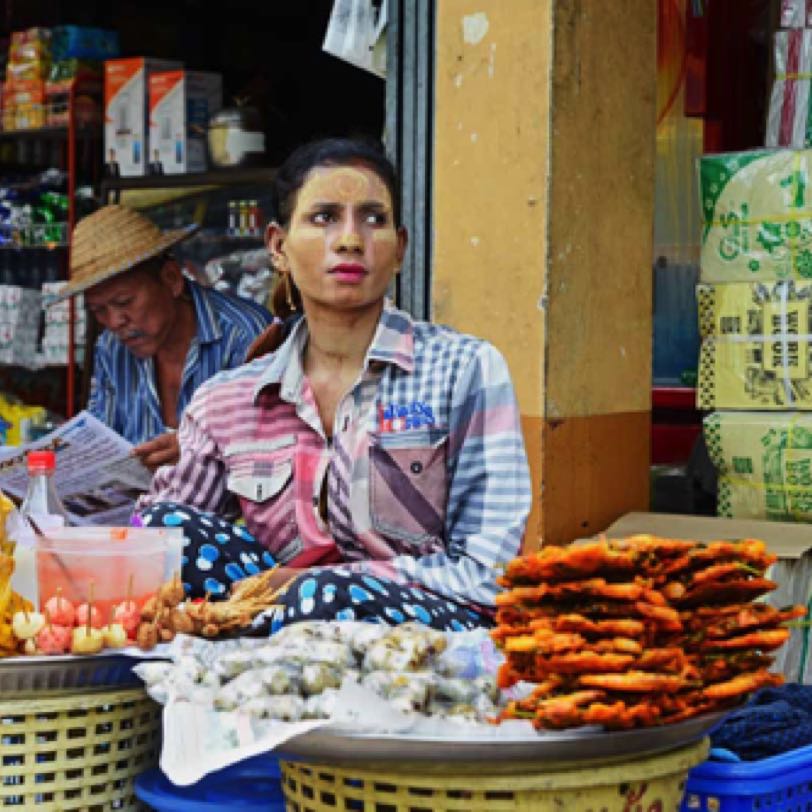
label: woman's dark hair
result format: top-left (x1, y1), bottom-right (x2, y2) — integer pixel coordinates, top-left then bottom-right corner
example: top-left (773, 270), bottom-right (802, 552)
top-left (270, 137), bottom-right (401, 318)
top-left (271, 137), bottom-right (401, 228)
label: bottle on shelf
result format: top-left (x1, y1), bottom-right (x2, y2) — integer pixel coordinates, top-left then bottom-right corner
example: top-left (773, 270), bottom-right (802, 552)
top-left (248, 199), bottom-right (260, 236)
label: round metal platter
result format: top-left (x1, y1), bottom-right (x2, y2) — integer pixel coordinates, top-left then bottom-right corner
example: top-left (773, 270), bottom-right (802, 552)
top-left (0, 652), bottom-right (154, 694)
top-left (279, 710), bottom-right (729, 765)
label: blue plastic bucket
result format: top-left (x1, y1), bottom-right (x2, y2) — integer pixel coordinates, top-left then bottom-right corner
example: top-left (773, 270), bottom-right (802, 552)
top-left (134, 754), bottom-right (285, 811)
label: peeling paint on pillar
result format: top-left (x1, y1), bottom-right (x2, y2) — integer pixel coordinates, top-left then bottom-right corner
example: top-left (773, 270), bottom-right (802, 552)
top-left (433, 1), bottom-right (655, 547)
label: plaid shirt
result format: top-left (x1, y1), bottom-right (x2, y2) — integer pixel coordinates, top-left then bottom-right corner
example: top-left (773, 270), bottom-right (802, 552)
top-left (87, 281), bottom-right (273, 445)
top-left (145, 302), bottom-right (531, 607)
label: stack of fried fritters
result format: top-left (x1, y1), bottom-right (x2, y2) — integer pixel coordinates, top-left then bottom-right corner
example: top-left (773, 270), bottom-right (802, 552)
top-left (494, 536), bottom-right (804, 730)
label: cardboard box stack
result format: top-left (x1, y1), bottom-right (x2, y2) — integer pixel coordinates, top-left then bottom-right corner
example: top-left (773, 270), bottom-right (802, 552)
top-left (148, 70), bottom-right (222, 174)
top-left (40, 281), bottom-right (84, 366)
top-left (104, 57), bottom-right (182, 176)
top-left (1, 26), bottom-right (117, 132)
top-left (698, 147), bottom-right (812, 523)
top-left (2, 28), bottom-right (51, 131)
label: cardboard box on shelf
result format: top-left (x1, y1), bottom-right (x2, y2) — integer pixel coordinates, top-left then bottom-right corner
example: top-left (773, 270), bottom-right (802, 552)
top-left (604, 511), bottom-right (812, 684)
top-left (697, 280), bottom-right (812, 409)
top-left (148, 70), bottom-right (222, 174)
top-left (699, 149), bottom-right (812, 282)
top-left (104, 57), bottom-right (181, 177)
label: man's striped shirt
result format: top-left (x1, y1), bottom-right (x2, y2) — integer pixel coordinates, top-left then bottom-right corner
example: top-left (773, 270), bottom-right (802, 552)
top-left (88, 280), bottom-right (273, 445)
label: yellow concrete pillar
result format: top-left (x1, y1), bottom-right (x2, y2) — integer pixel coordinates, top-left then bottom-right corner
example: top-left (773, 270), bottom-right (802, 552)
top-left (433, 1), bottom-right (656, 548)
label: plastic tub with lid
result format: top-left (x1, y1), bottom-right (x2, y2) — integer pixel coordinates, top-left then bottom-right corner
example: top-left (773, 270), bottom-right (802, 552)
top-left (36, 526), bottom-right (183, 620)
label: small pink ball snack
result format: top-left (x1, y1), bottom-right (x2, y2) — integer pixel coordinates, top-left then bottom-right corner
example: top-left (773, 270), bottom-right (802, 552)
top-left (43, 594), bottom-right (75, 627)
top-left (36, 623), bottom-right (72, 655)
top-left (112, 601), bottom-right (141, 635)
top-left (75, 604), bottom-right (103, 629)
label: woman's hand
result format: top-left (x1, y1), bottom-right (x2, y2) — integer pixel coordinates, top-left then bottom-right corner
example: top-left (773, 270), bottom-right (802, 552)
top-left (133, 432), bottom-right (180, 471)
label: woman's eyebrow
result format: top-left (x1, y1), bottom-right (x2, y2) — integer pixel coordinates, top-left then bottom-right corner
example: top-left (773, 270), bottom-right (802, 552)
top-left (304, 200), bottom-right (390, 211)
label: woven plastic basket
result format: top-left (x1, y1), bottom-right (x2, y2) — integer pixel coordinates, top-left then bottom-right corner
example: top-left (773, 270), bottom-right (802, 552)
top-left (280, 737), bottom-right (708, 812)
top-left (0, 686), bottom-right (161, 811)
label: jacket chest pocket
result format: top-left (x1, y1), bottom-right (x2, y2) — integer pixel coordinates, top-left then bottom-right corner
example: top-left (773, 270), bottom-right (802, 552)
top-left (227, 460), bottom-right (293, 503)
top-left (224, 436), bottom-right (300, 562)
top-left (369, 429), bottom-right (448, 548)
top-left (225, 436), bottom-right (296, 504)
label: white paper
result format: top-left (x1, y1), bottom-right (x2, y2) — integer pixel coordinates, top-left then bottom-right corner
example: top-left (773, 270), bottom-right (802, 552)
top-left (138, 631), bottom-right (540, 786)
top-left (323, 0), bottom-right (387, 78)
top-left (160, 701), bottom-right (329, 786)
top-left (0, 410), bottom-right (152, 525)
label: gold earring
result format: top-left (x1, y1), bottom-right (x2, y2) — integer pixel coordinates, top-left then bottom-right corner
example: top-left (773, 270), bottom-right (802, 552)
top-left (283, 273), bottom-right (295, 310)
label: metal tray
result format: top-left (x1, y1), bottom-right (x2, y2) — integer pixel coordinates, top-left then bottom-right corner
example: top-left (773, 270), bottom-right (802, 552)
top-left (0, 652), bottom-right (153, 695)
top-left (279, 710), bottom-right (728, 766)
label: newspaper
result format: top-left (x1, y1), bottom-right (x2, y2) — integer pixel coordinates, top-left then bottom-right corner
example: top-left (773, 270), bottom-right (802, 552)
top-left (0, 410), bottom-right (152, 525)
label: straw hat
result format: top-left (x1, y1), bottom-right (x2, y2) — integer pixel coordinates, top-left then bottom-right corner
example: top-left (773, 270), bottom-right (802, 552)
top-left (51, 205), bottom-right (199, 303)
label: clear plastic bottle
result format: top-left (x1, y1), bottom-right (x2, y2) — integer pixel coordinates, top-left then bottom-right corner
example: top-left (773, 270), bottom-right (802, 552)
top-left (20, 450), bottom-right (71, 527)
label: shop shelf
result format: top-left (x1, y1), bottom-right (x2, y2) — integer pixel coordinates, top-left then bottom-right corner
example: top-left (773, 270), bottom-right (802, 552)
top-left (100, 167), bottom-right (277, 194)
top-left (0, 125), bottom-right (100, 140)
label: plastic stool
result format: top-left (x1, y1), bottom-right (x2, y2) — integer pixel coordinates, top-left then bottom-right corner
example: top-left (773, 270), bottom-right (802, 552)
top-left (134, 754), bottom-right (285, 811)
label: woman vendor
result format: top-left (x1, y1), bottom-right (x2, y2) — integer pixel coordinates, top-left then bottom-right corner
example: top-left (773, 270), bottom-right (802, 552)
top-left (138, 138), bottom-right (532, 630)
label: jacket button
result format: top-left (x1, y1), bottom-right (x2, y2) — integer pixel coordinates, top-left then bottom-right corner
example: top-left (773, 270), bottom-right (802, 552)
top-left (410, 461), bottom-right (423, 474)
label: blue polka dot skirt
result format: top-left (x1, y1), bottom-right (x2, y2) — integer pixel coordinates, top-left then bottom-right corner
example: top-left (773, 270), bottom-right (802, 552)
top-left (139, 501), bottom-right (492, 633)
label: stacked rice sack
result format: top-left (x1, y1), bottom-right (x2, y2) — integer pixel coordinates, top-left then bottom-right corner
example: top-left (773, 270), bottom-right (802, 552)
top-left (494, 536), bottom-right (805, 730)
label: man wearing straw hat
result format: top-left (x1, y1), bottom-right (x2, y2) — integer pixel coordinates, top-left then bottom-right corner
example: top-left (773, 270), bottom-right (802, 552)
top-left (53, 205), bottom-right (273, 470)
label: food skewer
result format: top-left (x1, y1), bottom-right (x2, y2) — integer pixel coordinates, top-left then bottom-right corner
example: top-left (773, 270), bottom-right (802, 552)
top-left (71, 581), bottom-right (103, 655)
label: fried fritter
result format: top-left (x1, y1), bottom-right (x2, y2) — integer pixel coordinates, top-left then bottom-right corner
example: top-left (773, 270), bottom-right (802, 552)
top-left (578, 671), bottom-right (688, 693)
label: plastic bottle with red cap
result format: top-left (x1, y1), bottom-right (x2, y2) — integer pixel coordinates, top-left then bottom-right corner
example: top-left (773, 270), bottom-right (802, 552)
top-left (20, 450), bottom-right (71, 527)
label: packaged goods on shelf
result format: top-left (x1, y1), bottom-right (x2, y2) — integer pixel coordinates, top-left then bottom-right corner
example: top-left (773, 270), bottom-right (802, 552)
top-left (697, 280), bottom-right (812, 409)
top-left (35, 335), bottom-right (85, 366)
top-left (704, 411), bottom-right (812, 522)
top-left (781, 0), bottom-right (812, 27)
top-left (104, 57), bottom-right (182, 177)
top-left (0, 397), bottom-right (46, 445)
top-left (41, 282), bottom-right (86, 354)
top-left (0, 322), bottom-right (40, 368)
top-left (50, 26), bottom-right (118, 62)
top-left (42, 320), bottom-right (86, 338)
top-left (148, 70), bottom-right (222, 174)
top-left (767, 30), bottom-right (812, 149)
top-left (45, 62), bottom-right (102, 128)
top-left (2, 79), bottom-right (46, 130)
top-left (43, 305), bottom-right (86, 326)
top-left (699, 149), bottom-right (812, 282)
top-left (6, 28), bottom-right (52, 84)
top-left (0, 285), bottom-right (41, 323)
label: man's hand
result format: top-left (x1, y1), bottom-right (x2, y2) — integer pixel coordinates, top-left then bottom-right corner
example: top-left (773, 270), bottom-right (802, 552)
top-left (133, 431), bottom-right (180, 471)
